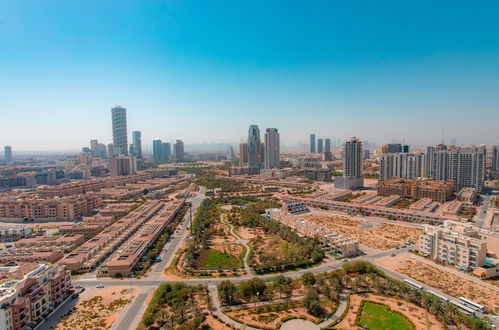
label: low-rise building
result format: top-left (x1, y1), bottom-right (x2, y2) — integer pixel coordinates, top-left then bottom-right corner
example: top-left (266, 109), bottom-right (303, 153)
top-left (0, 263), bottom-right (71, 330)
top-left (0, 250), bottom-right (63, 265)
top-left (15, 234), bottom-right (85, 252)
top-left (0, 226), bottom-right (31, 242)
top-left (377, 178), bottom-right (454, 203)
top-left (456, 188), bottom-right (478, 206)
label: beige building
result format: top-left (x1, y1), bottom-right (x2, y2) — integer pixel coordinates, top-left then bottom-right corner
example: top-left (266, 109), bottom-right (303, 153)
top-left (378, 178), bottom-right (454, 203)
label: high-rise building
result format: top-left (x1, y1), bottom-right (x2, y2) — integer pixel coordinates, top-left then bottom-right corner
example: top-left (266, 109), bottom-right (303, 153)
top-left (239, 143), bottom-right (248, 166)
top-left (107, 143), bottom-right (114, 158)
top-left (380, 153), bottom-right (426, 181)
top-left (264, 128), bottom-right (280, 169)
top-left (98, 143), bottom-right (108, 159)
top-left (132, 131), bottom-right (142, 159)
top-left (109, 155), bottom-right (136, 177)
top-left (317, 139), bottom-right (323, 153)
top-left (4, 146), bottom-right (12, 163)
top-left (111, 106), bottom-right (128, 155)
top-left (325, 138), bottom-right (331, 153)
top-left (174, 140), bottom-right (185, 162)
top-left (227, 146), bottom-right (236, 161)
top-left (427, 146), bottom-right (486, 191)
top-left (153, 140), bottom-right (163, 163)
top-left (161, 142), bottom-right (171, 163)
top-left (310, 134), bottom-right (316, 153)
top-left (247, 125), bottom-right (261, 174)
top-left (334, 137), bottom-right (364, 189)
top-left (493, 146), bottom-right (499, 172)
top-left (90, 139), bottom-right (99, 157)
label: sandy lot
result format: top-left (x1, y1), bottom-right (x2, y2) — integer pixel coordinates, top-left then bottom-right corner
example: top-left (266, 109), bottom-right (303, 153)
top-left (55, 286), bottom-right (136, 330)
top-left (334, 293), bottom-right (444, 330)
top-left (302, 212), bottom-right (421, 249)
top-left (377, 254), bottom-right (499, 314)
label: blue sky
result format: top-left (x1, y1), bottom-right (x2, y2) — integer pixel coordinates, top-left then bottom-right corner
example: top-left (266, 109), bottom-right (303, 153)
top-left (1, 0), bottom-right (499, 151)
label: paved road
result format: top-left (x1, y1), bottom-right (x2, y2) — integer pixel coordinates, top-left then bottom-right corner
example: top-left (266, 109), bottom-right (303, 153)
top-left (113, 292), bottom-right (149, 330)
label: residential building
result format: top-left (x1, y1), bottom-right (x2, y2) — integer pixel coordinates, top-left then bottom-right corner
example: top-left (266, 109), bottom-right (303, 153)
top-left (161, 142), bottom-right (171, 163)
top-left (264, 128), bottom-right (280, 169)
top-left (377, 178), bottom-right (454, 202)
top-left (132, 131), bottom-right (142, 159)
top-left (380, 152), bottom-right (426, 181)
top-left (4, 146), bottom-right (12, 163)
top-left (381, 143), bottom-right (409, 154)
top-left (0, 225), bottom-right (31, 242)
top-left (0, 264), bottom-right (71, 330)
top-left (317, 138), bottom-right (323, 153)
top-left (153, 140), bottom-right (162, 163)
top-left (98, 143), bottom-right (108, 159)
top-left (174, 140), bottom-right (184, 162)
top-left (111, 106), bottom-right (128, 155)
top-left (247, 125), bottom-right (261, 174)
top-left (239, 143), bottom-right (248, 166)
top-left (335, 137), bottom-right (364, 189)
top-left (427, 146), bottom-right (486, 191)
top-left (107, 143), bottom-right (114, 158)
top-left (310, 134), bottom-right (316, 153)
top-left (109, 156), bottom-right (136, 177)
top-left (90, 139), bottom-right (99, 157)
top-left (418, 221), bottom-right (488, 270)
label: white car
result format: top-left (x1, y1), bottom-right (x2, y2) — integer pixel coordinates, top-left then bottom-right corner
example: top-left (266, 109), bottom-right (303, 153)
top-left (75, 283), bottom-right (83, 289)
top-left (96, 284), bottom-right (105, 288)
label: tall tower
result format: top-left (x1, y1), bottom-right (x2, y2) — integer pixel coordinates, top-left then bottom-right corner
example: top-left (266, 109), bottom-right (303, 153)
top-left (264, 128), bottom-right (280, 169)
top-left (153, 140), bottom-right (162, 163)
top-left (4, 146), bottom-right (12, 163)
top-left (174, 140), bottom-right (185, 162)
top-left (132, 131), bottom-right (142, 159)
top-left (317, 139), bottom-right (324, 153)
top-left (247, 125), bottom-right (261, 174)
top-left (493, 146), bottom-right (499, 172)
top-left (335, 137), bottom-right (364, 189)
top-left (325, 138), bottom-right (331, 153)
top-left (111, 106), bottom-right (128, 155)
top-left (310, 134), bottom-right (316, 153)
top-left (161, 143), bottom-right (171, 163)
top-left (90, 139), bottom-right (99, 157)
top-left (239, 143), bottom-right (248, 166)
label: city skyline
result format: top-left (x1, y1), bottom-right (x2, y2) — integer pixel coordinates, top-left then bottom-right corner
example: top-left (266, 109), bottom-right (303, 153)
top-left (1, 1), bottom-right (499, 150)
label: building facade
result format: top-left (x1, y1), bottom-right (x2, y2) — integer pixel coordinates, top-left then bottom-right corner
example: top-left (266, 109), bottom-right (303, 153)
top-left (334, 137), bottom-right (364, 189)
top-left (380, 152), bottom-right (426, 181)
top-left (4, 146), bottom-right (12, 163)
top-left (239, 143), bottom-right (248, 166)
top-left (310, 134), bottom-right (316, 153)
top-left (131, 131), bottom-right (142, 159)
top-left (493, 146), bottom-right (499, 172)
top-left (174, 140), bottom-right (184, 162)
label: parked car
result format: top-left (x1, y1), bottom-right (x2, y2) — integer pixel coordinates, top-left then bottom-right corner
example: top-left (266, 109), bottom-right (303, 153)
top-left (75, 283), bottom-right (83, 288)
top-left (96, 284), bottom-right (104, 288)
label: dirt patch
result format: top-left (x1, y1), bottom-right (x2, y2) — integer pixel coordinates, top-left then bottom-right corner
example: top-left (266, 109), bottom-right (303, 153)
top-left (236, 226), bottom-right (260, 240)
top-left (203, 313), bottom-right (232, 329)
top-left (334, 293), bottom-right (444, 330)
top-left (377, 255), bottom-right (499, 314)
top-left (211, 243), bottom-right (244, 258)
top-left (302, 213), bottom-right (421, 250)
top-left (55, 286), bottom-right (136, 330)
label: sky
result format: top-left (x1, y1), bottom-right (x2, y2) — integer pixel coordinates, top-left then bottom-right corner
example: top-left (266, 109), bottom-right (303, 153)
top-left (1, 0), bottom-right (499, 151)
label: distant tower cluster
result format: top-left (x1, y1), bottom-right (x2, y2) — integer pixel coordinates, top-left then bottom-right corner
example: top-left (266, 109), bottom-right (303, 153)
top-left (309, 134), bottom-right (332, 160)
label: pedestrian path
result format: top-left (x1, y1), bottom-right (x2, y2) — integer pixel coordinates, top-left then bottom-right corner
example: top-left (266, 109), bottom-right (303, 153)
top-left (220, 213), bottom-right (253, 276)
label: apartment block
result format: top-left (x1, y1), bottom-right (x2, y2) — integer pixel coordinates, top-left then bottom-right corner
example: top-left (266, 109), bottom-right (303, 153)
top-left (377, 178), bottom-right (454, 203)
top-left (0, 226), bottom-right (31, 242)
top-left (418, 221), bottom-right (487, 270)
top-left (15, 234), bottom-right (85, 253)
top-left (0, 264), bottom-right (71, 330)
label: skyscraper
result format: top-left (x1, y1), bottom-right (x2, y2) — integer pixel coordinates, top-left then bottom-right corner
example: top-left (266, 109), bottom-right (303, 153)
top-left (132, 131), bottom-right (142, 159)
top-left (239, 143), bottom-right (248, 166)
top-left (153, 140), bottom-right (163, 163)
top-left (317, 139), bottom-right (323, 153)
top-left (227, 146), bottom-right (236, 161)
top-left (111, 106), bottom-right (128, 155)
top-left (264, 128), bottom-right (280, 169)
top-left (493, 146), bottom-right (499, 172)
top-left (98, 143), bottom-right (108, 159)
top-left (325, 139), bottom-right (331, 153)
top-left (161, 142), bottom-right (171, 163)
top-left (174, 140), bottom-right (185, 162)
top-left (310, 134), bottom-right (316, 153)
top-left (247, 125), bottom-right (261, 174)
top-left (334, 137), bottom-right (364, 189)
top-left (107, 143), bottom-right (114, 158)
top-left (4, 146), bottom-right (12, 163)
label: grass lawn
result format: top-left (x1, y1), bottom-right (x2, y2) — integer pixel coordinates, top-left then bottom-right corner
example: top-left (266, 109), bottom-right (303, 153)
top-left (356, 301), bottom-right (414, 330)
top-left (195, 248), bottom-right (240, 270)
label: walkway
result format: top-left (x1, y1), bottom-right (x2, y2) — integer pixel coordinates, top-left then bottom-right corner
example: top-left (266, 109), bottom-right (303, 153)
top-left (208, 284), bottom-right (259, 330)
top-left (221, 213), bottom-right (253, 276)
top-left (317, 293), bottom-right (348, 328)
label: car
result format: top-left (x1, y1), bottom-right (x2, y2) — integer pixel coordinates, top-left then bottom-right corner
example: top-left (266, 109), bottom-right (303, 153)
top-left (96, 284), bottom-right (104, 288)
top-left (341, 259), bottom-right (348, 263)
top-left (75, 283), bottom-right (83, 289)
top-left (493, 315), bottom-right (499, 321)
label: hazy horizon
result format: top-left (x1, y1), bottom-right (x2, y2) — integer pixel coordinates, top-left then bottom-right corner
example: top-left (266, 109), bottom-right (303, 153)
top-left (1, 1), bottom-right (499, 151)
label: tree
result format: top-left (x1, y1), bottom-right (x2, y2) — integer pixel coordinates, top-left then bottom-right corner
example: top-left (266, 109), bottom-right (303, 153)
top-left (304, 289), bottom-right (324, 317)
top-left (302, 272), bottom-right (316, 286)
top-left (274, 275), bottom-right (292, 298)
top-left (218, 280), bottom-right (237, 306)
top-left (239, 278), bottom-right (267, 301)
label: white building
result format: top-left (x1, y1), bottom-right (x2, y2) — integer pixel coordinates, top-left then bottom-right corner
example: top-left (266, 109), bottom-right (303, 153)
top-left (380, 152), bottom-right (426, 181)
top-left (335, 137), bottom-right (364, 189)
